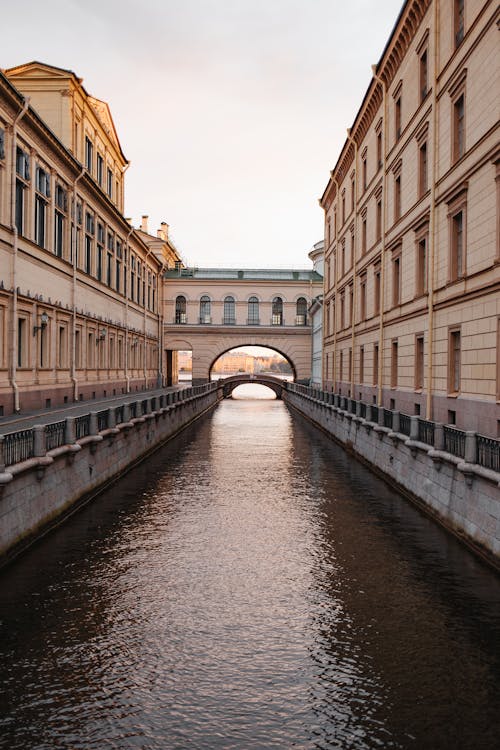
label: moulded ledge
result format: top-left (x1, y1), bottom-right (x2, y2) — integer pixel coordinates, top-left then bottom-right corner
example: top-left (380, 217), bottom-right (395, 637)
top-left (47, 444), bottom-right (82, 460)
top-left (457, 461), bottom-right (500, 487)
top-left (9, 455), bottom-right (54, 478)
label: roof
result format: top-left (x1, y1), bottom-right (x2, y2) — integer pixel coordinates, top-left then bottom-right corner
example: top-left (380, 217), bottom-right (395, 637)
top-left (164, 267), bottom-right (323, 281)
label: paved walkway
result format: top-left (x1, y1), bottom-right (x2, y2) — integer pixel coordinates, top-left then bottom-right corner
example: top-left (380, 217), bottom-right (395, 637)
top-left (0, 384), bottom-right (189, 435)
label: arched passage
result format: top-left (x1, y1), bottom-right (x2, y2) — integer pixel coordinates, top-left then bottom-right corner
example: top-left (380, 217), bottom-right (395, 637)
top-left (218, 374), bottom-right (286, 399)
top-left (209, 344), bottom-right (296, 382)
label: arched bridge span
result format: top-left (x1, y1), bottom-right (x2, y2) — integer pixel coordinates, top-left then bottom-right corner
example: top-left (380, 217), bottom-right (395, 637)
top-left (218, 374), bottom-right (288, 399)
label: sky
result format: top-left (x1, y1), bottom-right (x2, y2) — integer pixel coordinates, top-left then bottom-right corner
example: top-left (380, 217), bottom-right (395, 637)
top-left (3, 0), bottom-right (403, 268)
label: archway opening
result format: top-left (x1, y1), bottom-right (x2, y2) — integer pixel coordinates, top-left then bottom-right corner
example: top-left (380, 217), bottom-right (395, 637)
top-left (210, 345), bottom-right (294, 399)
top-left (177, 350), bottom-right (192, 384)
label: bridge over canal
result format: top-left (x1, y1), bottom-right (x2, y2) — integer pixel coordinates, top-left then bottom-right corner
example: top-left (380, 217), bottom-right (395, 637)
top-left (162, 265), bottom-right (323, 385)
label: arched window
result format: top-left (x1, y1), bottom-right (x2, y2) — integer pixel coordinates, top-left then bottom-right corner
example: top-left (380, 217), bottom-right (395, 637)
top-left (247, 296), bottom-right (259, 325)
top-left (199, 295), bottom-right (211, 324)
top-left (296, 297), bottom-right (307, 325)
top-left (272, 296), bottom-right (283, 325)
top-left (175, 295), bottom-right (186, 324)
top-left (223, 296), bottom-right (236, 324)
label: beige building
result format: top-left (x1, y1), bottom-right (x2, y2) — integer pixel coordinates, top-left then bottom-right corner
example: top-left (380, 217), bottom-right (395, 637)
top-left (0, 62), bottom-right (180, 415)
top-left (163, 267), bottom-right (323, 384)
top-left (320, 0), bottom-right (499, 437)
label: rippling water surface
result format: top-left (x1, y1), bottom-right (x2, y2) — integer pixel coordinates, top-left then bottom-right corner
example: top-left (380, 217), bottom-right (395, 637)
top-left (1, 386), bottom-right (500, 749)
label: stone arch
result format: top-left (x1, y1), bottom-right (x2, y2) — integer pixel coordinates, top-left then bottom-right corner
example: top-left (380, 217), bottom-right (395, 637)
top-left (209, 343), bottom-right (297, 381)
top-left (218, 373), bottom-right (286, 399)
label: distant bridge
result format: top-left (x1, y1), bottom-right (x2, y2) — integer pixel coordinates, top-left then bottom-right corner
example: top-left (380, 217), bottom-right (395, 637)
top-left (218, 374), bottom-right (289, 398)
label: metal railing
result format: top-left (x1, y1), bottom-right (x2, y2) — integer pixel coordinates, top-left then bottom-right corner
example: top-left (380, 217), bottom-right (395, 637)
top-left (477, 434), bottom-right (500, 472)
top-left (3, 429), bottom-right (34, 466)
top-left (399, 413), bottom-right (411, 436)
top-left (383, 409), bottom-right (393, 429)
top-left (45, 421), bottom-right (66, 451)
top-left (444, 425), bottom-right (466, 459)
top-left (97, 410), bottom-right (109, 431)
top-left (115, 405), bottom-right (124, 424)
top-left (418, 418), bottom-right (435, 446)
top-left (75, 414), bottom-right (91, 440)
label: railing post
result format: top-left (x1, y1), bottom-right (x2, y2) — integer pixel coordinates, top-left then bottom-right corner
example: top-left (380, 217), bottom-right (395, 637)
top-left (90, 412), bottom-right (99, 435)
top-left (65, 417), bottom-right (76, 445)
top-left (434, 422), bottom-right (444, 451)
top-left (465, 431), bottom-right (477, 464)
top-left (122, 403), bottom-right (130, 422)
top-left (33, 424), bottom-right (46, 457)
top-left (392, 411), bottom-right (400, 434)
top-left (410, 415), bottom-right (419, 441)
top-left (365, 404), bottom-right (372, 423)
top-left (356, 400), bottom-right (362, 417)
top-left (378, 407), bottom-right (385, 428)
top-left (0, 435), bottom-right (5, 473)
top-left (108, 408), bottom-right (116, 428)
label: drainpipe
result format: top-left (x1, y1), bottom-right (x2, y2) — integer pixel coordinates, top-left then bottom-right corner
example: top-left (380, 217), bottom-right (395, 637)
top-left (332, 176), bottom-right (340, 392)
top-left (9, 96), bottom-right (30, 413)
top-left (123, 224), bottom-right (134, 393)
top-left (346, 128), bottom-right (358, 398)
top-left (371, 65), bottom-right (387, 407)
top-left (426, 0), bottom-right (440, 420)
top-left (143, 246), bottom-right (154, 390)
top-left (157, 260), bottom-right (166, 386)
top-left (70, 166), bottom-right (86, 402)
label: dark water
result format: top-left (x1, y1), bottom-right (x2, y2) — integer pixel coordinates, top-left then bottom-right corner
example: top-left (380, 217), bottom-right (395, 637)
top-left (1, 388), bottom-right (499, 750)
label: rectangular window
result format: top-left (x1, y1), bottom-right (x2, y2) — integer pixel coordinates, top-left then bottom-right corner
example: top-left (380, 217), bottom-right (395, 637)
top-left (107, 252), bottom-right (113, 286)
top-left (85, 236), bottom-right (92, 274)
top-left (420, 49), bottom-right (428, 101)
top-left (15, 180), bottom-right (25, 234)
top-left (377, 130), bottom-right (382, 168)
top-left (34, 195), bottom-right (46, 248)
top-left (360, 346), bottom-right (365, 384)
top-left (393, 255), bottom-right (401, 306)
top-left (449, 329), bottom-right (461, 393)
top-left (395, 96), bottom-right (402, 141)
top-left (361, 216), bottom-right (367, 254)
top-left (394, 174), bottom-right (401, 221)
top-left (88, 331), bottom-right (95, 368)
top-left (58, 326), bottom-right (67, 368)
top-left (85, 137), bottom-right (93, 172)
top-left (351, 177), bottom-right (355, 211)
top-left (75, 329), bottom-right (81, 369)
top-left (107, 168), bottom-right (113, 198)
top-left (17, 317), bottom-right (27, 368)
top-left (373, 344), bottom-right (379, 385)
top-left (362, 156), bottom-right (367, 191)
top-left (391, 340), bottom-right (398, 387)
top-left (96, 245), bottom-right (103, 281)
top-left (340, 291), bottom-right (345, 329)
top-left (360, 276), bottom-right (366, 321)
top-left (451, 210), bottom-right (464, 279)
top-left (339, 350), bottom-right (344, 382)
top-left (348, 348), bottom-right (352, 382)
top-left (376, 198), bottom-right (382, 241)
top-left (0, 127), bottom-right (5, 160)
top-left (419, 142), bottom-right (428, 197)
top-left (416, 236), bottom-right (427, 296)
top-left (453, 94), bottom-right (465, 162)
top-left (415, 335), bottom-right (424, 390)
top-left (454, 0), bottom-right (464, 47)
top-left (116, 260), bottom-right (121, 293)
top-left (348, 284), bottom-right (353, 327)
top-left (341, 191), bottom-right (345, 224)
top-left (374, 267), bottom-right (381, 315)
top-left (96, 154), bottom-right (103, 186)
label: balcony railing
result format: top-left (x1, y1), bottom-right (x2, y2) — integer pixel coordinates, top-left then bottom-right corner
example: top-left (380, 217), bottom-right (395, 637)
top-left (295, 314), bottom-right (307, 326)
top-left (247, 318), bottom-right (260, 325)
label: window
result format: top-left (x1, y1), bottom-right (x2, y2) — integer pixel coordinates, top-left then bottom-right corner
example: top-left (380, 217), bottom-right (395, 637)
top-left (416, 234), bottom-right (428, 296)
top-left (58, 326), bottom-right (68, 368)
top-left (420, 49), bottom-right (428, 101)
top-left (54, 184), bottom-right (67, 258)
top-left (374, 266), bottom-right (381, 315)
top-left (450, 209), bottom-right (464, 280)
top-left (199, 295), bottom-right (211, 323)
top-left (296, 297), bottom-right (307, 326)
top-left (341, 239), bottom-right (346, 278)
top-left (391, 340), bottom-right (398, 387)
top-left (419, 141), bottom-right (428, 196)
top-left (39, 318), bottom-right (49, 369)
top-left (453, 94), bottom-right (465, 162)
top-left (272, 296), bottom-right (283, 325)
top-left (454, 0), bottom-right (464, 47)
top-left (449, 329), bottom-right (461, 393)
top-left (106, 251), bottom-right (113, 287)
top-left (415, 335), bottom-right (424, 390)
top-left (15, 146), bottom-right (30, 235)
top-left (360, 346), bottom-right (365, 383)
top-left (348, 284), bottom-right (353, 326)
top-left (96, 154), bottom-right (103, 186)
top-left (349, 226), bottom-right (354, 269)
top-left (376, 196), bottom-right (382, 241)
top-left (107, 167), bottom-right (113, 198)
top-left (248, 296), bottom-right (259, 324)
top-left (175, 296), bottom-right (187, 324)
top-left (85, 136), bottom-right (93, 172)
top-left (348, 348), bottom-right (352, 382)
top-left (0, 127), bottom-right (5, 160)
top-left (362, 152), bottom-right (367, 191)
top-left (340, 290), bottom-right (345, 329)
top-left (392, 254), bottom-right (401, 306)
top-left (395, 96), bottom-right (402, 141)
top-left (341, 191), bottom-right (346, 225)
top-left (373, 344), bottom-right (379, 385)
top-left (351, 176), bottom-right (355, 211)
top-left (326, 217), bottom-right (331, 248)
top-left (17, 317), bottom-right (27, 368)
top-left (96, 223), bottom-right (104, 281)
top-left (35, 166), bottom-right (50, 248)
top-left (377, 130), bottom-right (382, 168)
top-left (394, 173), bottom-right (401, 221)
top-left (360, 275), bottom-right (367, 321)
top-left (339, 350), bottom-right (344, 382)
top-left (87, 331), bottom-right (95, 368)
top-left (361, 214), bottom-right (367, 254)
top-left (223, 296), bottom-right (236, 324)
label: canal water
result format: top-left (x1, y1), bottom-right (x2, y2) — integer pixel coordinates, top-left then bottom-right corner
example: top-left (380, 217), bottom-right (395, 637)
top-left (0, 387), bottom-right (499, 750)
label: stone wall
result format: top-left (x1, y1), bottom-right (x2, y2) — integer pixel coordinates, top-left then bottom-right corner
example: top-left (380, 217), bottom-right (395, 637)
top-left (0, 385), bottom-right (221, 565)
top-left (283, 386), bottom-right (500, 569)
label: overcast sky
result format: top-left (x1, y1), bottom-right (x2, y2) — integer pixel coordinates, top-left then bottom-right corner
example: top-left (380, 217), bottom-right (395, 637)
top-left (3, 0), bottom-right (402, 268)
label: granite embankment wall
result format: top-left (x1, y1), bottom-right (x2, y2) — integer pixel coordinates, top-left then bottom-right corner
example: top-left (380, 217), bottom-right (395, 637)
top-left (283, 385), bottom-right (500, 569)
top-left (0, 385), bottom-right (221, 565)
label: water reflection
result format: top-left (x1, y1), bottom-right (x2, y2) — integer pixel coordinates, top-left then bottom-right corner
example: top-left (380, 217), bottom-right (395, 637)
top-left (0, 397), bottom-right (499, 749)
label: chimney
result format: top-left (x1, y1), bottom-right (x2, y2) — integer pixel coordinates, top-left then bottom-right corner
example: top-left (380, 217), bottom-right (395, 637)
top-left (156, 221), bottom-right (169, 241)
top-left (141, 215), bottom-right (149, 234)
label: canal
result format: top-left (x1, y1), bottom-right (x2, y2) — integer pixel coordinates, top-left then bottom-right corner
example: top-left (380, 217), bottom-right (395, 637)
top-left (0, 387), bottom-right (499, 749)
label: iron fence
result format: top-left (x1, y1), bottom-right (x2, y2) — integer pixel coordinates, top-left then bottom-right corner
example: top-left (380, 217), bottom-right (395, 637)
top-left (477, 434), bottom-right (500, 472)
top-left (418, 418), bottom-right (435, 446)
top-left (75, 414), bottom-right (91, 440)
top-left (129, 402), bottom-right (137, 418)
top-left (45, 421), bottom-right (66, 451)
top-left (97, 410), bottom-right (109, 431)
top-left (371, 405), bottom-right (379, 423)
top-left (3, 429), bottom-right (34, 466)
top-left (141, 399), bottom-right (149, 415)
top-left (115, 405), bottom-right (124, 424)
top-left (443, 425), bottom-right (466, 459)
top-left (383, 409), bottom-right (393, 429)
top-left (359, 402), bottom-right (367, 419)
top-left (399, 413), bottom-right (411, 436)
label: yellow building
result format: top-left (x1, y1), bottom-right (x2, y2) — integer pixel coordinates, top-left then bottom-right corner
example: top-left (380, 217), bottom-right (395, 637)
top-left (0, 63), bottom-right (176, 414)
top-left (320, 0), bottom-right (499, 436)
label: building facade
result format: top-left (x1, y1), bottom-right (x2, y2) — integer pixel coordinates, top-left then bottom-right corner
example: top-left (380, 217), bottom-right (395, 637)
top-left (320, 0), bottom-right (499, 436)
top-left (0, 63), bottom-right (180, 415)
top-left (163, 267), bottom-right (323, 384)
